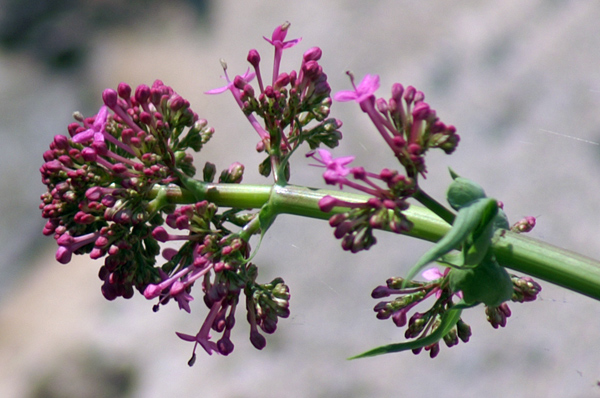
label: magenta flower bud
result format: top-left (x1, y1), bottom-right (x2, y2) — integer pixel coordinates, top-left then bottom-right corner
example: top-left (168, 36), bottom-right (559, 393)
top-left (152, 226), bottom-right (170, 242)
top-left (403, 85), bottom-right (416, 103)
top-left (162, 248), bottom-right (178, 261)
top-left (371, 285), bottom-right (392, 298)
top-left (67, 122), bottom-right (81, 137)
top-left (392, 310), bottom-right (407, 327)
top-left (242, 84), bottom-right (255, 98)
top-left (150, 87), bottom-right (163, 105)
top-left (274, 72), bottom-right (290, 88)
top-left (74, 211), bottom-right (95, 224)
top-left (318, 195), bottom-right (339, 212)
top-left (303, 46), bottom-right (322, 62)
top-left (376, 98), bottom-right (388, 113)
top-left (56, 233), bottom-right (74, 246)
top-left (135, 84), bottom-right (151, 104)
top-left (334, 221), bottom-right (354, 239)
top-left (43, 220), bottom-right (58, 236)
top-left (327, 213), bottom-right (346, 228)
top-left (81, 147), bottom-right (97, 162)
top-left (168, 95), bottom-right (186, 112)
top-left (143, 284), bottom-right (162, 299)
top-left (408, 143), bottom-right (422, 155)
top-left (89, 247), bottom-right (105, 259)
top-left (233, 75), bottom-right (248, 90)
top-left (302, 60), bottom-right (321, 79)
top-left (58, 155), bottom-right (72, 167)
top-left (412, 102), bottom-right (431, 120)
top-left (414, 90), bottom-right (425, 103)
top-left (392, 135), bottom-right (406, 149)
top-left (391, 83), bottom-right (404, 101)
top-left (55, 246), bottom-right (72, 264)
top-left (43, 150), bottom-right (56, 162)
top-left (383, 199), bottom-right (397, 210)
top-left (53, 135), bottom-right (69, 150)
top-left (139, 111), bottom-right (152, 125)
top-left (117, 82), bottom-right (131, 100)
top-left (102, 89), bottom-right (118, 108)
top-left (112, 163), bottom-right (128, 174)
top-left (175, 215), bottom-right (189, 230)
top-left (247, 49), bottom-right (261, 68)
top-left (95, 235), bottom-right (109, 247)
top-left (101, 195), bottom-right (116, 207)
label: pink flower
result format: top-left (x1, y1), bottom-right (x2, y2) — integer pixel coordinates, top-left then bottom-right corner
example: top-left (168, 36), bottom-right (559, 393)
top-left (72, 106), bottom-right (109, 144)
top-left (263, 21), bottom-right (302, 52)
top-left (263, 22), bottom-right (301, 84)
top-left (205, 68), bottom-right (255, 95)
top-left (334, 74), bottom-right (380, 105)
top-left (176, 300), bottom-right (223, 362)
top-left (307, 149), bottom-right (355, 187)
top-left (422, 267), bottom-right (444, 281)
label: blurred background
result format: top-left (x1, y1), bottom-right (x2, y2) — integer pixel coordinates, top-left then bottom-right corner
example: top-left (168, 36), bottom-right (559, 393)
top-left (1, 0), bottom-right (600, 397)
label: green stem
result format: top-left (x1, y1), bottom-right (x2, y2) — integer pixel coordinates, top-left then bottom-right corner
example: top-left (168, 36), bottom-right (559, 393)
top-left (160, 180), bottom-right (600, 302)
top-left (413, 188), bottom-right (455, 225)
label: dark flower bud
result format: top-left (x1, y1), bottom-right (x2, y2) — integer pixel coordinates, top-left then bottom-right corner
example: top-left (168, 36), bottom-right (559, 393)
top-left (250, 330), bottom-right (266, 350)
top-left (102, 89), bottom-right (118, 108)
top-left (247, 49), bottom-right (261, 68)
top-left (303, 47), bottom-right (322, 62)
top-left (202, 162), bottom-right (216, 183)
top-left (117, 82), bottom-right (131, 100)
top-left (218, 337), bottom-right (234, 355)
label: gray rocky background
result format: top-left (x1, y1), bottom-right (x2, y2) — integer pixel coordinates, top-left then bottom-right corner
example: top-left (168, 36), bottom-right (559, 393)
top-left (1, 0), bottom-right (600, 397)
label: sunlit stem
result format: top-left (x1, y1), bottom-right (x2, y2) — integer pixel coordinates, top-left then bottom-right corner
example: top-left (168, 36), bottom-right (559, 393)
top-left (161, 179), bottom-right (600, 302)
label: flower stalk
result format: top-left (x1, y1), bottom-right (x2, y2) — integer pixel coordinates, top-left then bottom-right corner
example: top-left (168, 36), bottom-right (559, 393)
top-left (162, 180), bottom-right (600, 302)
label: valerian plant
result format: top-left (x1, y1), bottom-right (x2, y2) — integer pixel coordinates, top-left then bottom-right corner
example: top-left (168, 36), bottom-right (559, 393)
top-left (40, 22), bottom-right (600, 364)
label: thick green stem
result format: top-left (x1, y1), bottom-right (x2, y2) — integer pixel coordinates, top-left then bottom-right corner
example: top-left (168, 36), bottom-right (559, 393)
top-left (160, 180), bottom-right (600, 302)
top-left (413, 188), bottom-right (455, 225)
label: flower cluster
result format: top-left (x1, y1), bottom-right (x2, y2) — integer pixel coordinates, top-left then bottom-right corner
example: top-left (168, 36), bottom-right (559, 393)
top-left (309, 74), bottom-right (460, 252)
top-left (335, 73), bottom-right (459, 179)
top-left (40, 78), bottom-right (292, 361)
top-left (144, 200), bottom-right (291, 360)
top-left (308, 149), bottom-right (415, 252)
top-left (371, 267), bottom-right (542, 357)
top-left (206, 22), bottom-right (343, 182)
top-left (371, 268), bottom-right (471, 358)
top-left (40, 80), bottom-right (211, 299)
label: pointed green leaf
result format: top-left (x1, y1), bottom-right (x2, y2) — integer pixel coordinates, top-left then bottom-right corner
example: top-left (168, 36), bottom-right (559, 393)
top-left (463, 198), bottom-right (498, 266)
top-left (446, 170), bottom-right (487, 210)
top-left (404, 198), bottom-right (498, 282)
top-left (348, 308), bottom-right (462, 359)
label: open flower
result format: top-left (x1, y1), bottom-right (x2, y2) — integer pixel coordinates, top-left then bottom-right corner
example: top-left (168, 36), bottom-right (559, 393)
top-left (307, 148), bottom-right (355, 187)
top-left (334, 73), bottom-right (380, 105)
top-left (263, 21), bottom-right (302, 83)
top-left (71, 105), bottom-right (109, 144)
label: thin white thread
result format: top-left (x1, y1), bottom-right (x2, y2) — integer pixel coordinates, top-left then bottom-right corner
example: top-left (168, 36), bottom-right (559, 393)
top-left (538, 128), bottom-right (599, 146)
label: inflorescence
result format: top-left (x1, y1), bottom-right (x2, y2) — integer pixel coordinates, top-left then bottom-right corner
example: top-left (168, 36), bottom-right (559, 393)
top-left (40, 22), bottom-right (541, 363)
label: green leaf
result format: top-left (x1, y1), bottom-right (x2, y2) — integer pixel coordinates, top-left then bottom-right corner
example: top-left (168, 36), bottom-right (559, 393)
top-left (348, 308), bottom-right (462, 359)
top-left (463, 198), bottom-right (498, 266)
top-left (448, 253), bottom-right (514, 307)
top-left (446, 169), bottom-right (487, 210)
top-left (404, 198), bottom-right (498, 282)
